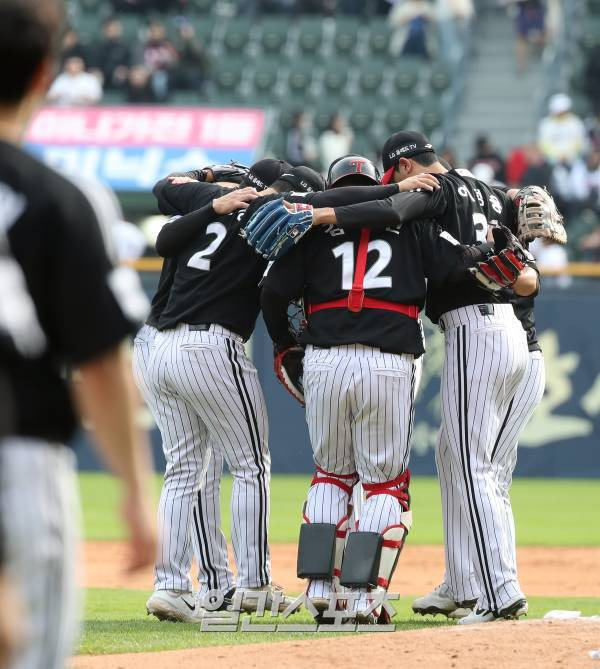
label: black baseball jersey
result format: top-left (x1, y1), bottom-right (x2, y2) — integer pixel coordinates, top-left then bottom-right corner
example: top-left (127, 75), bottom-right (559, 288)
top-left (147, 182), bottom-right (231, 328)
top-left (157, 205), bottom-right (267, 339)
top-left (334, 169), bottom-right (520, 324)
top-left (262, 221), bottom-right (469, 356)
top-left (510, 294), bottom-right (540, 352)
top-left (0, 140), bottom-right (140, 442)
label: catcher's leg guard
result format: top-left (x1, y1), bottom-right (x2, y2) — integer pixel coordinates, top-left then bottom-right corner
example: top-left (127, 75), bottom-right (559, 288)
top-left (297, 523), bottom-right (336, 579)
top-left (302, 467), bottom-right (357, 607)
top-left (347, 470), bottom-right (413, 623)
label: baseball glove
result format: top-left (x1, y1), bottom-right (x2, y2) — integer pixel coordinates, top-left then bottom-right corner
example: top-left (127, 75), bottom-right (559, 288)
top-left (241, 198), bottom-right (314, 260)
top-left (274, 345), bottom-right (305, 405)
top-left (516, 185), bottom-right (567, 245)
top-left (469, 225), bottom-right (533, 292)
top-left (181, 161), bottom-right (249, 184)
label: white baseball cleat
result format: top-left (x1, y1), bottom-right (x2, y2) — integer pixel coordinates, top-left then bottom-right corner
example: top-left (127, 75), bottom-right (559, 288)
top-left (233, 582), bottom-right (294, 613)
top-left (457, 597), bottom-right (528, 625)
top-left (412, 583), bottom-right (477, 617)
top-left (146, 590), bottom-right (205, 623)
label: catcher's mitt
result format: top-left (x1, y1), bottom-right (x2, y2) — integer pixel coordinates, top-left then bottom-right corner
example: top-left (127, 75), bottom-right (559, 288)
top-left (274, 345), bottom-right (305, 405)
top-left (516, 185), bottom-right (567, 245)
top-left (469, 226), bottom-right (533, 292)
top-left (241, 198), bottom-right (313, 260)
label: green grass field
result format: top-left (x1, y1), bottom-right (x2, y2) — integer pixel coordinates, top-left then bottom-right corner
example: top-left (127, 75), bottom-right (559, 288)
top-left (78, 473), bottom-right (600, 655)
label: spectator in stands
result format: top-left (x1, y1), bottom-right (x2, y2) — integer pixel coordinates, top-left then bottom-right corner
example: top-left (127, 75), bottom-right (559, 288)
top-left (172, 22), bottom-right (211, 92)
top-left (434, 0), bottom-right (474, 64)
top-left (143, 20), bottom-right (179, 102)
top-left (520, 144), bottom-right (553, 189)
top-left (389, 0), bottom-right (436, 59)
top-left (91, 18), bottom-right (132, 91)
top-left (47, 56), bottom-right (103, 106)
top-left (538, 93), bottom-right (587, 164)
top-left (126, 65), bottom-right (157, 103)
top-left (318, 114), bottom-right (353, 173)
top-left (60, 29), bottom-right (89, 66)
top-left (468, 135), bottom-right (506, 183)
top-left (285, 111), bottom-right (318, 167)
top-left (529, 237), bottom-right (571, 288)
top-left (508, 0), bottom-right (546, 72)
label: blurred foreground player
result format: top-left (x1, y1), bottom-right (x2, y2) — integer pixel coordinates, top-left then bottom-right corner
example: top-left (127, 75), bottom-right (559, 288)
top-left (0, 2), bottom-right (156, 668)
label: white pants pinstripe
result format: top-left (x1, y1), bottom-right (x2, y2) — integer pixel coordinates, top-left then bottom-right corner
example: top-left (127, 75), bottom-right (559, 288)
top-left (303, 344), bottom-right (416, 599)
top-left (438, 349), bottom-right (545, 602)
top-left (436, 304), bottom-right (529, 612)
top-left (133, 324), bottom-right (234, 596)
top-left (148, 324), bottom-right (271, 589)
top-left (0, 439), bottom-right (80, 669)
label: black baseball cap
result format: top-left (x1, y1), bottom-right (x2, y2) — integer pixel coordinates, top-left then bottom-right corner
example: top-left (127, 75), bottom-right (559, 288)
top-left (277, 166), bottom-right (326, 193)
top-left (241, 158), bottom-right (291, 190)
top-left (381, 131), bottom-right (436, 184)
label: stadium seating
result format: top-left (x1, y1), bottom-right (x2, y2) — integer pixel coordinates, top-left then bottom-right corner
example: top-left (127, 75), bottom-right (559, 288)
top-left (69, 10), bottom-right (463, 165)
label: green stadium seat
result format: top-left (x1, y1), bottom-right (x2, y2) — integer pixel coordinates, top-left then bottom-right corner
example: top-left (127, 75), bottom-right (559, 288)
top-left (296, 18), bottom-right (324, 59)
top-left (189, 0), bottom-right (214, 12)
top-left (333, 18), bottom-right (360, 59)
top-left (249, 63), bottom-right (281, 102)
top-left (285, 63), bottom-right (316, 100)
top-left (367, 20), bottom-right (391, 59)
top-left (211, 61), bottom-right (245, 102)
top-left (79, 0), bottom-right (102, 11)
top-left (118, 15), bottom-right (141, 42)
top-left (383, 106), bottom-right (411, 134)
top-left (429, 62), bottom-right (451, 92)
top-left (102, 90), bottom-right (127, 105)
top-left (357, 64), bottom-right (384, 96)
top-left (420, 106), bottom-right (443, 134)
top-left (350, 135), bottom-right (376, 161)
top-left (348, 103), bottom-right (375, 133)
top-left (259, 19), bottom-right (289, 57)
top-left (171, 91), bottom-right (203, 105)
top-left (189, 16), bottom-right (216, 46)
top-left (222, 18), bottom-right (252, 55)
top-left (74, 13), bottom-right (101, 42)
top-left (279, 105), bottom-right (305, 131)
top-left (393, 59), bottom-right (422, 93)
top-left (312, 101), bottom-right (341, 133)
top-left (322, 67), bottom-right (349, 97)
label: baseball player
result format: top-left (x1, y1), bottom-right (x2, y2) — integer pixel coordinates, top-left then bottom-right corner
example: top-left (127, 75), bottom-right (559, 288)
top-left (257, 190), bottom-right (526, 624)
top-left (133, 162), bottom-right (255, 619)
top-left (146, 162), bottom-right (331, 620)
top-left (244, 130), bottom-right (540, 623)
top-left (0, 3), bottom-right (156, 668)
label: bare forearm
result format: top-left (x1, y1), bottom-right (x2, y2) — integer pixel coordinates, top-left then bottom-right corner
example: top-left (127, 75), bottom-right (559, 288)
top-left (312, 207), bottom-right (337, 226)
top-left (75, 345), bottom-right (151, 492)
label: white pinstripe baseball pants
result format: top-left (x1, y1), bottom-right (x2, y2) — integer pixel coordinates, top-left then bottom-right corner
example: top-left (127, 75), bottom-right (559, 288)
top-left (302, 344), bottom-right (417, 600)
top-left (133, 324), bottom-right (234, 597)
top-left (148, 324), bottom-right (271, 589)
top-left (0, 439), bottom-right (80, 669)
top-left (436, 304), bottom-right (529, 612)
top-left (437, 349), bottom-right (545, 603)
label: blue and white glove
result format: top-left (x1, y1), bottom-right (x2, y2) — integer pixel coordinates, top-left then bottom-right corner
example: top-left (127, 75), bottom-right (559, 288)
top-left (241, 198), bottom-right (314, 260)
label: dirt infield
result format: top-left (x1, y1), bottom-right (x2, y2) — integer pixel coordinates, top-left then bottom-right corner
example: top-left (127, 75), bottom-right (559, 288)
top-left (83, 541), bottom-right (600, 597)
top-left (71, 619), bottom-right (600, 669)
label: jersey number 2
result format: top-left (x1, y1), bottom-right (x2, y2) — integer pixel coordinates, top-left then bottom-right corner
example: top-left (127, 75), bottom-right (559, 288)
top-left (187, 223), bottom-right (227, 271)
top-left (332, 240), bottom-right (392, 290)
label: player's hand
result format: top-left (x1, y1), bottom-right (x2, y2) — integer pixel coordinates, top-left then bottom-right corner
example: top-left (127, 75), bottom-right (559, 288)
top-left (212, 187), bottom-right (258, 215)
top-left (0, 573), bottom-right (23, 669)
top-left (168, 175), bottom-right (197, 185)
top-left (398, 173), bottom-right (440, 192)
top-left (121, 487), bottom-right (157, 573)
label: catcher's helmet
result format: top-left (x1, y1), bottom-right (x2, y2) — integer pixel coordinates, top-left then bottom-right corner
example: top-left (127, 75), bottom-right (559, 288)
top-left (327, 155), bottom-right (380, 188)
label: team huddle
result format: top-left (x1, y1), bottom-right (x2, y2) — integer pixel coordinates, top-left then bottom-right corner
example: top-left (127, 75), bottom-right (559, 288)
top-left (136, 130), bottom-right (567, 625)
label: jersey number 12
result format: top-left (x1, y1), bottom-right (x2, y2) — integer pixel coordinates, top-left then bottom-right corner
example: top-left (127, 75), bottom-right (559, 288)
top-left (187, 223), bottom-right (227, 271)
top-left (332, 240), bottom-right (392, 290)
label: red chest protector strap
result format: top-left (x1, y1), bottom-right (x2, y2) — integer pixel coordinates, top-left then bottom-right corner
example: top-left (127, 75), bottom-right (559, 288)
top-left (307, 228), bottom-right (419, 318)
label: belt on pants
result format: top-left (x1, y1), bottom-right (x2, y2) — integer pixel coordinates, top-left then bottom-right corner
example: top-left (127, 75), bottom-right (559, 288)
top-left (187, 323), bottom-right (244, 343)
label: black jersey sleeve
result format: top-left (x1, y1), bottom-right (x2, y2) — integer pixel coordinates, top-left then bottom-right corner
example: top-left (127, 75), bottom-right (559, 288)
top-left (417, 222), bottom-right (476, 286)
top-left (298, 184), bottom-right (400, 207)
top-left (334, 188), bottom-right (448, 230)
top-left (261, 243), bottom-right (305, 347)
top-left (153, 179), bottom-right (228, 216)
top-left (155, 204), bottom-right (216, 257)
